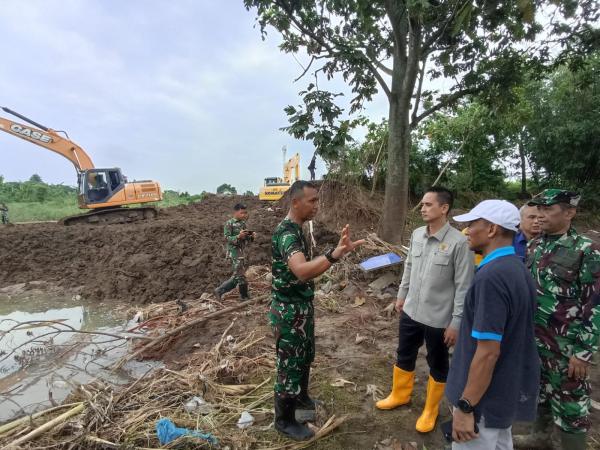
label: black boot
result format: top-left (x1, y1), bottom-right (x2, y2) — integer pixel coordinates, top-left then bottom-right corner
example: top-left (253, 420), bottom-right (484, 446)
top-left (239, 283), bottom-right (250, 301)
top-left (296, 366), bottom-right (320, 423)
top-left (214, 278), bottom-right (236, 301)
top-left (274, 393), bottom-right (314, 441)
top-left (298, 366), bottom-right (320, 409)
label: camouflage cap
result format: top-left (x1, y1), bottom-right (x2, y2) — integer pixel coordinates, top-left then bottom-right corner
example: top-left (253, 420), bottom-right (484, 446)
top-left (528, 189), bottom-right (581, 207)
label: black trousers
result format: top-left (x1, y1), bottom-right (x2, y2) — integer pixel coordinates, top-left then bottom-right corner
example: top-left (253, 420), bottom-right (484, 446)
top-left (396, 311), bottom-right (449, 382)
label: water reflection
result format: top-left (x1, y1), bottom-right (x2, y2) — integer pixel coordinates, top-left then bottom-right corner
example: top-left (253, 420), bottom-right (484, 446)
top-left (0, 290), bottom-right (159, 422)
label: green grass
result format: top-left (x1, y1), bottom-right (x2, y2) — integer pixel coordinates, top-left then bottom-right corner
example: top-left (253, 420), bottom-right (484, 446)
top-left (4, 191), bottom-right (200, 223)
top-left (6, 201), bottom-right (81, 222)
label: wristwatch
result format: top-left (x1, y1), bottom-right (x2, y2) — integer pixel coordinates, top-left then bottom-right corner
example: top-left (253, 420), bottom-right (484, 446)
top-left (457, 398), bottom-right (475, 414)
top-left (324, 248), bottom-right (340, 264)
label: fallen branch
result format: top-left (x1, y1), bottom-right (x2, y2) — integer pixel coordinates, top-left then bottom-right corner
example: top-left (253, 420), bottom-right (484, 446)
top-left (112, 294), bottom-right (269, 369)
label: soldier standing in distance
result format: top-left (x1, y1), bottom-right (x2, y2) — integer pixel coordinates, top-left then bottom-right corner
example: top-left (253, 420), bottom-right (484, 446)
top-left (307, 154), bottom-right (317, 181)
top-left (214, 203), bottom-right (255, 301)
top-left (526, 189), bottom-right (600, 450)
top-left (0, 202), bottom-right (8, 224)
top-left (270, 180), bottom-right (363, 440)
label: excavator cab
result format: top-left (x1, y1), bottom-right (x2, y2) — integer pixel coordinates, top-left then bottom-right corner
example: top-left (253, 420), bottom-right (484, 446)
top-left (79, 168), bottom-right (125, 205)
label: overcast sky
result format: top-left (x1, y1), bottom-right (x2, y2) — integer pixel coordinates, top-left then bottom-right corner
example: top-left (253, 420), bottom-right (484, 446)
top-left (0, 0), bottom-right (392, 194)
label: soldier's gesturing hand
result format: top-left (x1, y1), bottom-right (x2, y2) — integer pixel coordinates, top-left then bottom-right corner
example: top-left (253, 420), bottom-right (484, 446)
top-left (331, 224), bottom-right (365, 259)
top-left (568, 356), bottom-right (590, 380)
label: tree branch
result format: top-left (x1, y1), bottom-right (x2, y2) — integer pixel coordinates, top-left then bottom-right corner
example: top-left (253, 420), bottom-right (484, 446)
top-left (411, 86), bottom-right (481, 127)
top-left (375, 60), bottom-right (393, 76)
top-left (275, 0), bottom-right (391, 98)
top-left (293, 55), bottom-right (316, 82)
top-left (384, 0), bottom-right (408, 63)
top-left (422, 0), bottom-right (465, 53)
top-left (411, 56), bottom-right (427, 124)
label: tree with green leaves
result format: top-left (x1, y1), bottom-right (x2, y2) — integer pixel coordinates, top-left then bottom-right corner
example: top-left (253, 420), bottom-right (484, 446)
top-left (29, 174), bottom-right (43, 183)
top-left (244, 0), bottom-right (598, 242)
top-left (525, 55), bottom-right (600, 203)
top-left (216, 183), bottom-right (237, 195)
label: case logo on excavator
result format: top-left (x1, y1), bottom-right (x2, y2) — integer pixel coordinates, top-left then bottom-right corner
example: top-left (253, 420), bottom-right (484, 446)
top-left (10, 124), bottom-right (52, 144)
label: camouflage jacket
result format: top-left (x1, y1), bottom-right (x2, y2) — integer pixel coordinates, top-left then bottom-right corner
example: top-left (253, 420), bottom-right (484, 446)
top-left (528, 227), bottom-right (600, 362)
top-left (224, 218), bottom-right (251, 258)
top-left (271, 218), bottom-right (314, 304)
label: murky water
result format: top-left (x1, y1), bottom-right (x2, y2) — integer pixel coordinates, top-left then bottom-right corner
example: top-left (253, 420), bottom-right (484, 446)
top-left (0, 287), bottom-right (160, 422)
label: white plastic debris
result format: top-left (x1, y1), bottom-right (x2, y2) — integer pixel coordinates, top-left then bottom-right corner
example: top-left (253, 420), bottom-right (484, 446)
top-left (132, 311), bottom-right (143, 323)
top-left (237, 411), bottom-right (254, 429)
top-left (184, 396), bottom-right (215, 415)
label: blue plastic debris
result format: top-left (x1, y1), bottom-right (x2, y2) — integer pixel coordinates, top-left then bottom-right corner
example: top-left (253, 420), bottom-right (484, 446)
top-left (359, 253), bottom-right (403, 272)
top-left (156, 417), bottom-right (218, 446)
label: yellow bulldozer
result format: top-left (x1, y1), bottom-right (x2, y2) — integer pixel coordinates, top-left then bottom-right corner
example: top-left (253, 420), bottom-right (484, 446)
top-left (258, 149), bottom-right (300, 201)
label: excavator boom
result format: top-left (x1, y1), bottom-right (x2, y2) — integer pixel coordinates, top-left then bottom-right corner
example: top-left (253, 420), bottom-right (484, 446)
top-left (0, 107), bottom-right (94, 171)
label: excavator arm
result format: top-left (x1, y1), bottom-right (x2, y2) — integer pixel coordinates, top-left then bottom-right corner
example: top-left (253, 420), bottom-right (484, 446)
top-left (283, 153), bottom-right (300, 184)
top-left (0, 107), bottom-right (94, 172)
top-left (0, 107), bottom-right (162, 225)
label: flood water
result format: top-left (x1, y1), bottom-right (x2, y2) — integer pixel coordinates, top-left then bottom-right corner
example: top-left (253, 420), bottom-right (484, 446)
top-left (0, 286), bottom-right (160, 422)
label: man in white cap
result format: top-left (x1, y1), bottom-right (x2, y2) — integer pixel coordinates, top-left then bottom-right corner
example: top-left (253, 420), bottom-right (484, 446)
top-left (445, 200), bottom-right (540, 449)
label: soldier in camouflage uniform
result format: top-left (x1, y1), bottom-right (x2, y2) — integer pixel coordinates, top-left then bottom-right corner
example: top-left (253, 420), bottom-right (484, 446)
top-left (214, 203), bottom-right (255, 301)
top-left (0, 202), bottom-right (8, 224)
top-left (270, 180), bottom-right (364, 441)
top-left (525, 189), bottom-right (600, 450)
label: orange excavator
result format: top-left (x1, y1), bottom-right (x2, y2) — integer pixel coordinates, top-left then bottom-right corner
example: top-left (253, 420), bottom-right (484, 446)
top-left (0, 107), bottom-right (162, 225)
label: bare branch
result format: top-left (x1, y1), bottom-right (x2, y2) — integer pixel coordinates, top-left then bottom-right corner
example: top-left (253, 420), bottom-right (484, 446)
top-left (293, 55), bottom-right (316, 82)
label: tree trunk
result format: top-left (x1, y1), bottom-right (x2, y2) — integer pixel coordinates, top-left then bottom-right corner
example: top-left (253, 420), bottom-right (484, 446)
top-left (518, 131), bottom-right (527, 195)
top-left (380, 90), bottom-right (412, 244)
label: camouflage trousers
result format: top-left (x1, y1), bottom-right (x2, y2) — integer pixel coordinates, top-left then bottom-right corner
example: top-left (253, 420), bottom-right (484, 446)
top-left (227, 251), bottom-right (247, 287)
top-left (268, 300), bottom-right (315, 396)
top-left (538, 347), bottom-right (591, 434)
top-left (1, 210), bottom-right (7, 224)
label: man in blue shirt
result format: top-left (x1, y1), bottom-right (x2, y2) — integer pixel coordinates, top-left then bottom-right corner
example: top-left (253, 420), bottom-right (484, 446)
top-left (513, 204), bottom-right (541, 261)
top-left (446, 200), bottom-right (540, 449)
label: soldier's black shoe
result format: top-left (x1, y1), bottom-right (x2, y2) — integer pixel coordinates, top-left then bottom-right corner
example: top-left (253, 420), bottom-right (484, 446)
top-left (274, 394), bottom-right (314, 441)
top-left (239, 283), bottom-right (250, 301)
top-left (214, 278), bottom-right (236, 301)
top-left (297, 366), bottom-right (321, 409)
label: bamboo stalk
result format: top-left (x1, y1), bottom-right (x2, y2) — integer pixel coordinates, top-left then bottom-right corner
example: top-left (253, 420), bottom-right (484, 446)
top-left (0, 402), bottom-right (83, 436)
top-left (4, 403), bottom-right (85, 448)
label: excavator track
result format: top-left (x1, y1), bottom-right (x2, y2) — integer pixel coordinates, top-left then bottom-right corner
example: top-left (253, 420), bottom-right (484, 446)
top-left (60, 206), bottom-right (158, 226)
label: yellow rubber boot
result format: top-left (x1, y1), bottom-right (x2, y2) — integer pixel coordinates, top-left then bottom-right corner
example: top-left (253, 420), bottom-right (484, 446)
top-left (415, 375), bottom-right (446, 433)
top-left (375, 366), bottom-right (414, 410)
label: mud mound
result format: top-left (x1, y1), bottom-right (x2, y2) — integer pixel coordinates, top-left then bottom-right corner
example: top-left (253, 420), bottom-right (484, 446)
top-left (278, 180), bottom-right (382, 234)
top-left (0, 195), bottom-right (335, 303)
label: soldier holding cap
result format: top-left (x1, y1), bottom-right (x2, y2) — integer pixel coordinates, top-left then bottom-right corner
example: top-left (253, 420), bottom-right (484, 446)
top-left (525, 189), bottom-right (600, 450)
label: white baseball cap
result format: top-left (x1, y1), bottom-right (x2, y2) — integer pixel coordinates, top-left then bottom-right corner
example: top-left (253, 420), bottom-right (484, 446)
top-left (453, 200), bottom-right (520, 232)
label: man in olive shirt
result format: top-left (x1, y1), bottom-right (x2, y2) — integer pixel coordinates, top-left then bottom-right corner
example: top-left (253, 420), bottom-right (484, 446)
top-left (376, 187), bottom-right (474, 433)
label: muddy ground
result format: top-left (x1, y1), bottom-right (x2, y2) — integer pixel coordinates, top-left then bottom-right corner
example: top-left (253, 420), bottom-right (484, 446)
top-left (1, 188), bottom-right (600, 449)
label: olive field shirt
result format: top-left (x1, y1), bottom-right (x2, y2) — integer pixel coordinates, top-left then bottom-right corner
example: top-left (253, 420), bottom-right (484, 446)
top-left (397, 222), bottom-right (474, 329)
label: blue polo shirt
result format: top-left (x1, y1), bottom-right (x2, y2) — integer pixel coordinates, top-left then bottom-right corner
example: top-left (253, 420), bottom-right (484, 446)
top-left (446, 246), bottom-right (540, 428)
top-left (512, 231), bottom-right (528, 262)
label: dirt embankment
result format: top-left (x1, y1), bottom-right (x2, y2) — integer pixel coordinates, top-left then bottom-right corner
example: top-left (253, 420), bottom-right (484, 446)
top-left (0, 189), bottom-right (354, 304)
top-left (0, 195), bottom-right (279, 303)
